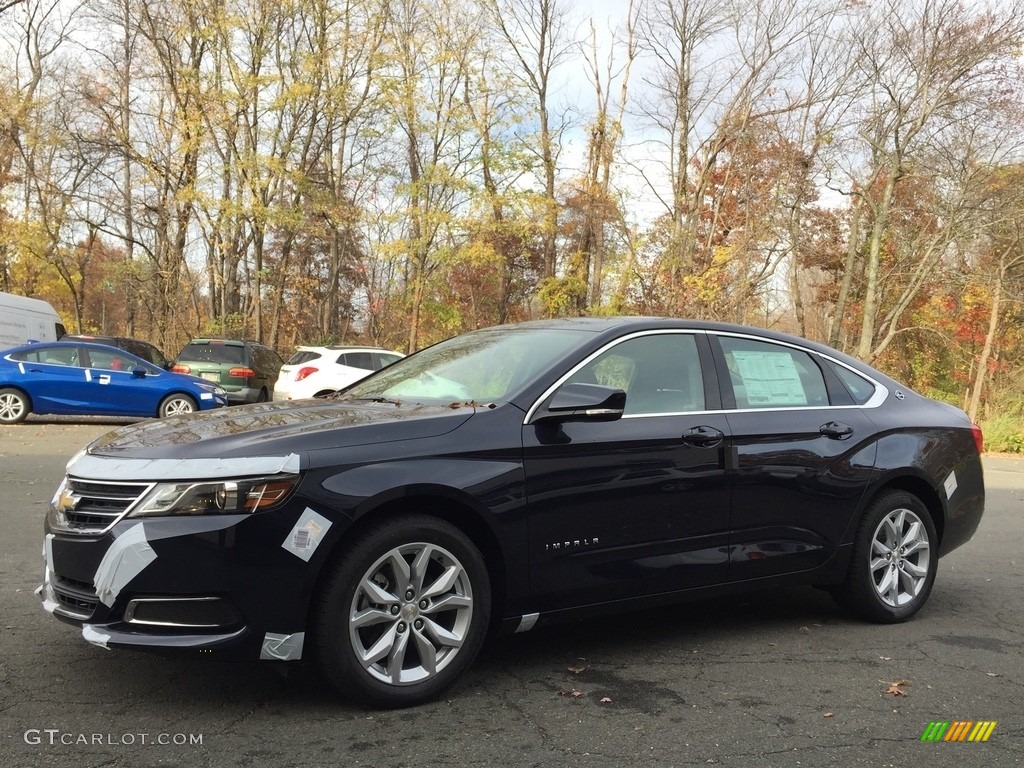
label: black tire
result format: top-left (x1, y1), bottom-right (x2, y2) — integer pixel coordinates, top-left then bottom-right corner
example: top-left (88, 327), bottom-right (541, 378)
top-left (0, 388), bottom-right (31, 424)
top-left (834, 490), bottom-right (937, 623)
top-left (158, 393), bottom-right (197, 418)
top-left (314, 514), bottom-right (491, 708)
top-left (256, 388), bottom-right (269, 402)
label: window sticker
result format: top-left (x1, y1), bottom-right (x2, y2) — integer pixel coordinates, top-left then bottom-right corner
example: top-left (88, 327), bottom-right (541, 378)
top-left (732, 351), bottom-right (807, 406)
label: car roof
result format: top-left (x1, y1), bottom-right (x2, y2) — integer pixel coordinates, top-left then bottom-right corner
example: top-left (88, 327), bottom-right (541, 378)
top-left (6, 339), bottom-right (154, 363)
top-left (470, 317), bottom-right (892, 384)
top-left (295, 345), bottom-right (402, 354)
top-left (186, 339), bottom-right (249, 346)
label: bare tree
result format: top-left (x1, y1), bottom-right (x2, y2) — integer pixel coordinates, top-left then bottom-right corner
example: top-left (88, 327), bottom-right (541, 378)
top-left (484, 0), bottom-right (576, 282)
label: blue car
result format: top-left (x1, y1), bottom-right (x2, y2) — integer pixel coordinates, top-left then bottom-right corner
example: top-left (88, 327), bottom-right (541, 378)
top-left (0, 341), bottom-right (228, 424)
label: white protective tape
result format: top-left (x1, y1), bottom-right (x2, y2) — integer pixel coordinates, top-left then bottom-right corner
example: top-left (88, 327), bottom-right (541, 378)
top-left (281, 509), bottom-right (333, 562)
top-left (38, 534), bottom-right (59, 614)
top-left (82, 624), bottom-right (111, 650)
top-left (69, 452), bottom-right (301, 481)
top-left (93, 523), bottom-right (157, 607)
top-left (260, 631), bottom-right (305, 661)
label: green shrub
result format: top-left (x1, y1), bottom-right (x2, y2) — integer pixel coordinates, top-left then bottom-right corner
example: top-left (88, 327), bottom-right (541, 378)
top-left (978, 412), bottom-right (1024, 454)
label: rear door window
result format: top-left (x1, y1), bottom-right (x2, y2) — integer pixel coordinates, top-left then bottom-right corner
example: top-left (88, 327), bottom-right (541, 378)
top-left (338, 352), bottom-right (374, 370)
top-left (718, 336), bottom-right (829, 408)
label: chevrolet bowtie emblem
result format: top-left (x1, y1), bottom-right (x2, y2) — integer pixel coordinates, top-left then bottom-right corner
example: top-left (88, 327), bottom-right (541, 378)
top-left (56, 487), bottom-right (81, 513)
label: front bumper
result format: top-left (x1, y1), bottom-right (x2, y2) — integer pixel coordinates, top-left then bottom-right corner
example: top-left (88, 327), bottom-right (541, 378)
top-left (40, 499), bottom-right (337, 662)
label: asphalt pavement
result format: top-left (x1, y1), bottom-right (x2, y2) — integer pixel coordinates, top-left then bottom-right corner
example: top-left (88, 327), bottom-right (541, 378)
top-left (0, 418), bottom-right (1021, 767)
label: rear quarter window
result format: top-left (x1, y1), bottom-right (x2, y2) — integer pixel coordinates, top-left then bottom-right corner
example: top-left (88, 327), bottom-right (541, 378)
top-left (824, 360), bottom-right (878, 405)
top-left (287, 350), bottom-right (321, 365)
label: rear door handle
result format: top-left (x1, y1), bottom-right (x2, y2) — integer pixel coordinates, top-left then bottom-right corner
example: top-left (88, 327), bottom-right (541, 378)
top-left (820, 421), bottom-right (854, 439)
top-left (682, 425), bottom-right (725, 448)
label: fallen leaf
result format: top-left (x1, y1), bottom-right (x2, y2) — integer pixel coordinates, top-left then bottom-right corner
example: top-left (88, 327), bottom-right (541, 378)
top-left (799, 626), bottom-right (811, 633)
top-left (558, 688), bottom-right (585, 698)
top-left (879, 656), bottom-right (892, 661)
top-left (568, 665), bottom-right (587, 675)
top-left (823, 712), bottom-right (834, 718)
top-left (883, 678), bottom-right (911, 696)
top-left (986, 672), bottom-right (999, 677)
top-left (600, 696), bottom-right (612, 704)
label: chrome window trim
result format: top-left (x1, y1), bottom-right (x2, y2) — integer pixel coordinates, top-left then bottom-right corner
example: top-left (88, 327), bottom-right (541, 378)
top-left (699, 330), bottom-right (890, 411)
top-left (524, 328), bottom-right (890, 425)
top-left (816, 351), bottom-right (890, 409)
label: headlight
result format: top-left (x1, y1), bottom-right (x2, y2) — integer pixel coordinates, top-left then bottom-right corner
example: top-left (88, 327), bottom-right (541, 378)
top-left (129, 475), bottom-right (299, 518)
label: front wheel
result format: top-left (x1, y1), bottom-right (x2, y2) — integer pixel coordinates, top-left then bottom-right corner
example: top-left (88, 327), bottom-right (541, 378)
top-left (314, 514), bottom-right (491, 708)
top-left (834, 490), bottom-right (937, 623)
top-left (158, 393), bottom-right (196, 418)
top-left (0, 388), bottom-right (30, 424)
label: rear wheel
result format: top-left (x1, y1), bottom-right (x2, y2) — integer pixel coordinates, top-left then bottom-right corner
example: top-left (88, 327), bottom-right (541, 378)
top-left (256, 388), bottom-right (269, 402)
top-left (0, 388), bottom-right (30, 424)
top-left (314, 514), bottom-right (490, 707)
top-left (834, 490), bottom-right (937, 623)
top-left (158, 394), bottom-right (196, 418)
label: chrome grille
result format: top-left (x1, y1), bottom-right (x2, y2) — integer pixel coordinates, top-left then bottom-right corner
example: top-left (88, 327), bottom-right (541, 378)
top-left (56, 478), bottom-right (153, 534)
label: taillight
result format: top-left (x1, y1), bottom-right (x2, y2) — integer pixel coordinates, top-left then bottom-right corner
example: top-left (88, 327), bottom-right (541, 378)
top-left (171, 364), bottom-right (191, 374)
top-left (228, 367), bottom-right (256, 379)
top-left (295, 366), bottom-right (318, 382)
top-left (972, 424), bottom-right (984, 454)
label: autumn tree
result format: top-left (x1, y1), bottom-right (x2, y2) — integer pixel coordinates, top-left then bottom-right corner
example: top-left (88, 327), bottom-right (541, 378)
top-left (836, 0), bottom-right (1024, 362)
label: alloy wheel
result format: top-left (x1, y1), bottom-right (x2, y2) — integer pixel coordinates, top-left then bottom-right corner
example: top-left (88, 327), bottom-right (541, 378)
top-left (348, 542), bottom-right (474, 686)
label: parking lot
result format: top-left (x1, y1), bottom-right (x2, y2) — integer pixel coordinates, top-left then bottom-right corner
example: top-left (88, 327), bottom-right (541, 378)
top-left (0, 418), bottom-right (1021, 767)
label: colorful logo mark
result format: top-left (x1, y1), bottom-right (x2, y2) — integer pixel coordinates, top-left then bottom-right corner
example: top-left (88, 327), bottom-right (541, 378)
top-left (920, 721), bottom-right (997, 742)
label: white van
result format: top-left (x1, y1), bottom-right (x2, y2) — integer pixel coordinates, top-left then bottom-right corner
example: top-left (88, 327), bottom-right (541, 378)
top-left (0, 292), bottom-right (66, 349)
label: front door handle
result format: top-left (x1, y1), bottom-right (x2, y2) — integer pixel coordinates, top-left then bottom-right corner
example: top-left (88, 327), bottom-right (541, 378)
top-left (820, 421), bottom-right (854, 439)
top-left (682, 425), bottom-right (725, 448)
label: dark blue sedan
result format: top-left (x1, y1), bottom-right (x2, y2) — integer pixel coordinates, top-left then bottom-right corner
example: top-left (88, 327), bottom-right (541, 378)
top-left (0, 341), bottom-right (227, 423)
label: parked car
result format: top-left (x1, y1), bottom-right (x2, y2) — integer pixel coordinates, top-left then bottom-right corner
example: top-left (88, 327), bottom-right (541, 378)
top-left (39, 318), bottom-right (984, 708)
top-left (0, 341), bottom-right (227, 423)
top-left (170, 339), bottom-right (283, 404)
top-left (273, 345), bottom-right (404, 401)
top-left (0, 291), bottom-right (65, 347)
top-left (62, 334), bottom-right (171, 369)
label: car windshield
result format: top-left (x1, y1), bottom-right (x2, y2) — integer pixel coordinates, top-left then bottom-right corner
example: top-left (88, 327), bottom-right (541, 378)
top-left (344, 327), bottom-right (590, 403)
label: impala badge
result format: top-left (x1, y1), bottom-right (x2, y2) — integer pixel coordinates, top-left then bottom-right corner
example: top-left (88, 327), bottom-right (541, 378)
top-left (545, 537), bottom-right (599, 552)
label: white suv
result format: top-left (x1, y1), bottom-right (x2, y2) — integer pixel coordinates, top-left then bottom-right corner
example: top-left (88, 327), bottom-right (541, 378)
top-left (273, 346), bottom-right (404, 401)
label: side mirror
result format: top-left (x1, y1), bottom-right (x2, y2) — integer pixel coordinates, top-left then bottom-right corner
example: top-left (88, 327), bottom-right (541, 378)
top-left (131, 366), bottom-right (148, 379)
top-left (533, 383), bottom-right (626, 423)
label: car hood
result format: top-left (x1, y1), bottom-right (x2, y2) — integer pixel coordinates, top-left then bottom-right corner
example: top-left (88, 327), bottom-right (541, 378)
top-left (83, 399), bottom-right (477, 461)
